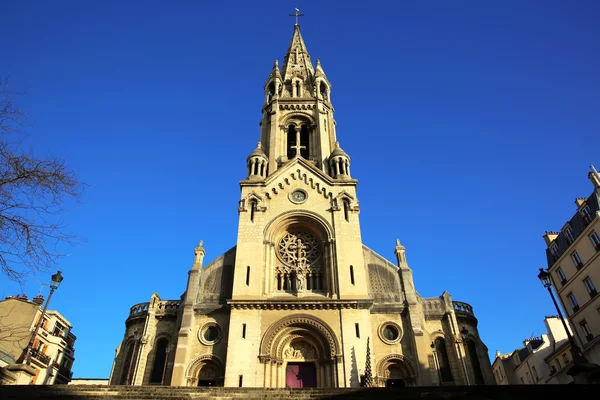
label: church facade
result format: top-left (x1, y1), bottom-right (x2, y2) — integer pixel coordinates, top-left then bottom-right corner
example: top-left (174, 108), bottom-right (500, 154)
top-left (109, 25), bottom-right (494, 388)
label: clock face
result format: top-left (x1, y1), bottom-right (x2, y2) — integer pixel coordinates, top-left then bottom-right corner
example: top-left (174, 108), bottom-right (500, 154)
top-left (290, 190), bottom-right (307, 203)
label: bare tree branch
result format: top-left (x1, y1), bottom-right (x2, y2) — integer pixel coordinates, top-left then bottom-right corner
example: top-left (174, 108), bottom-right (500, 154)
top-left (0, 75), bottom-right (84, 284)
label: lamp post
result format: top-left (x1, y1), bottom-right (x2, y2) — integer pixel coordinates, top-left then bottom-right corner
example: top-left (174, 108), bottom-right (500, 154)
top-left (18, 271), bottom-right (64, 365)
top-left (537, 268), bottom-right (589, 376)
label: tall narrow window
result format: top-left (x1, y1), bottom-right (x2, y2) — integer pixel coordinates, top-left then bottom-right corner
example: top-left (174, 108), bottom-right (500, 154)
top-left (343, 199), bottom-right (350, 222)
top-left (150, 338), bottom-right (169, 384)
top-left (295, 81), bottom-right (301, 97)
top-left (250, 200), bottom-right (256, 222)
top-left (550, 243), bottom-right (560, 258)
top-left (581, 205), bottom-right (593, 225)
top-left (434, 338), bottom-right (454, 382)
top-left (299, 125), bottom-right (310, 159)
top-left (242, 324), bottom-right (246, 339)
top-left (557, 267), bottom-right (567, 285)
top-left (531, 366), bottom-right (538, 381)
top-left (567, 292), bottom-right (579, 312)
top-left (572, 251), bottom-right (583, 269)
top-left (584, 277), bottom-right (597, 297)
top-left (467, 340), bottom-right (485, 384)
top-left (350, 265), bottom-right (355, 285)
top-left (355, 323), bottom-right (360, 338)
top-left (580, 319), bottom-right (593, 342)
top-left (564, 225), bottom-right (575, 244)
top-left (239, 375), bottom-right (243, 387)
top-left (287, 125), bottom-right (297, 159)
top-left (590, 231), bottom-right (600, 251)
top-left (246, 266), bottom-right (250, 286)
top-left (120, 343), bottom-right (136, 385)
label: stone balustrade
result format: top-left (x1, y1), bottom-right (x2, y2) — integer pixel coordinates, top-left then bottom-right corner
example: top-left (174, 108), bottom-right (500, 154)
top-left (452, 301), bottom-right (474, 315)
top-left (127, 300), bottom-right (180, 321)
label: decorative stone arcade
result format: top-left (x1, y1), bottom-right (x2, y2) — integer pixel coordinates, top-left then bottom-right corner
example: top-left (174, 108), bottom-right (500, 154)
top-left (258, 315), bottom-right (342, 388)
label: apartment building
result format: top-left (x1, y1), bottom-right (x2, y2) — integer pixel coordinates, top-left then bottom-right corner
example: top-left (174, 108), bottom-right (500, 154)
top-left (542, 169), bottom-right (600, 365)
top-left (0, 295), bottom-right (76, 384)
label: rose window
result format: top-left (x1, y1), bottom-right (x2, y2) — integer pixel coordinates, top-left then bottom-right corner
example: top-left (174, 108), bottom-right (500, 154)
top-left (278, 231), bottom-right (321, 267)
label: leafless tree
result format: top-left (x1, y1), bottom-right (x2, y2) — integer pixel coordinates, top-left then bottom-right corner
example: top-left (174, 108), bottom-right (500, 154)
top-left (0, 75), bottom-right (84, 284)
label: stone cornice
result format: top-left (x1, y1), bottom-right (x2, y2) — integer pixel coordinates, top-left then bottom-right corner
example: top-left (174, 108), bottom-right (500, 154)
top-left (227, 299), bottom-right (373, 311)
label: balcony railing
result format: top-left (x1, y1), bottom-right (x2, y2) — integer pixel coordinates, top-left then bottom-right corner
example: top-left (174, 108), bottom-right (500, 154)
top-left (31, 349), bottom-right (51, 365)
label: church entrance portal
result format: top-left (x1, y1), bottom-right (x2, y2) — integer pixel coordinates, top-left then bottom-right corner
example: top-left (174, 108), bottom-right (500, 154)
top-left (286, 362), bottom-right (317, 388)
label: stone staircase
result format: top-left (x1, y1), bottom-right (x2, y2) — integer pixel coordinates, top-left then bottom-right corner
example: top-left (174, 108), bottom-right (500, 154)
top-left (0, 384), bottom-right (595, 399)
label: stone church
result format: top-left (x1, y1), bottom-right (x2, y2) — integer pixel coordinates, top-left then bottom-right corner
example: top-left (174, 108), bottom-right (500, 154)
top-left (109, 24), bottom-right (494, 388)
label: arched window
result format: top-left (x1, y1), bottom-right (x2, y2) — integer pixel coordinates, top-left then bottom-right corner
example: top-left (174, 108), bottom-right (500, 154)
top-left (287, 125), bottom-right (297, 159)
top-left (320, 82), bottom-right (328, 100)
top-left (299, 125), bottom-right (310, 159)
top-left (434, 338), bottom-right (453, 383)
top-left (343, 199), bottom-right (350, 222)
top-left (467, 339), bottom-right (485, 384)
top-left (249, 200), bottom-right (256, 222)
top-left (120, 342), bottom-right (135, 384)
top-left (150, 338), bottom-right (169, 384)
top-left (267, 82), bottom-right (275, 103)
top-left (295, 81), bottom-right (301, 97)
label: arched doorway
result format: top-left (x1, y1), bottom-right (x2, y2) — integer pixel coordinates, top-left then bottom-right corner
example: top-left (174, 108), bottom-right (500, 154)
top-left (197, 362), bottom-right (219, 386)
top-left (376, 354), bottom-right (416, 388)
top-left (185, 355), bottom-right (225, 387)
top-left (259, 314), bottom-right (341, 388)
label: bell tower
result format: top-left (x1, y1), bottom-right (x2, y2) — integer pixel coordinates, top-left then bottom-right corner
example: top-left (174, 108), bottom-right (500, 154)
top-left (257, 25), bottom-right (341, 178)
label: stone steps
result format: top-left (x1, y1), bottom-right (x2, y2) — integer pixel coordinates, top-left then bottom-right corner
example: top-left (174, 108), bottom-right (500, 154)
top-left (0, 384), bottom-right (596, 400)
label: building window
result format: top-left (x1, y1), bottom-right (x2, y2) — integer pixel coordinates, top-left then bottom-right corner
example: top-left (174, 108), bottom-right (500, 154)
top-left (590, 231), bottom-right (600, 251)
top-left (571, 251), bottom-right (583, 269)
top-left (556, 358), bottom-right (561, 369)
top-left (584, 277), bottom-right (597, 297)
top-left (557, 268), bottom-right (567, 286)
top-left (564, 225), bottom-right (575, 244)
top-left (581, 205), bottom-right (593, 225)
top-left (350, 265), bottom-right (355, 285)
top-left (242, 324), bottom-right (246, 339)
top-left (580, 319), bottom-right (594, 342)
top-left (355, 323), bottom-right (360, 338)
top-left (567, 292), bottom-right (579, 312)
top-left (550, 242), bottom-right (560, 258)
top-left (531, 366), bottom-right (538, 381)
top-left (520, 377), bottom-right (525, 384)
top-left (246, 266), bottom-right (250, 286)
top-left (53, 322), bottom-right (65, 337)
top-left (239, 375), bottom-right (243, 387)
top-left (562, 353), bottom-right (569, 364)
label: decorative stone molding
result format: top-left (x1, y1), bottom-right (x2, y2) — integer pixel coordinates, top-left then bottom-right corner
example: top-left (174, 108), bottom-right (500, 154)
top-left (279, 104), bottom-right (315, 111)
top-left (238, 192), bottom-right (267, 213)
top-left (227, 299), bottom-right (372, 311)
top-left (264, 168), bottom-right (332, 200)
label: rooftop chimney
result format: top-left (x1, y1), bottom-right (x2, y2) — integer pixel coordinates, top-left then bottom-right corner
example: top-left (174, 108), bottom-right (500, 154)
top-left (32, 295), bottom-right (44, 305)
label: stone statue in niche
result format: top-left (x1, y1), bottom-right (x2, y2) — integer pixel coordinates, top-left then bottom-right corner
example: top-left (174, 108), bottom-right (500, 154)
top-left (296, 273), bottom-right (304, 292)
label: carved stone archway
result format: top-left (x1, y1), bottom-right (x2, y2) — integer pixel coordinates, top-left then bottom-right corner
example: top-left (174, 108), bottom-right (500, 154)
top-left (259, 314), bottom-right (342, 388)
top-left (376, 354), bottom-right (416, 387)
top-left (184, 354), bottom-right (225, 387)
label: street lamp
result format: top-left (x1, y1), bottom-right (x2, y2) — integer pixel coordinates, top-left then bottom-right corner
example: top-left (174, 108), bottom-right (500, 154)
top-left (537, 268), bottom-right (590, 377)
top-left (18, 271), bottom-right (64, 365)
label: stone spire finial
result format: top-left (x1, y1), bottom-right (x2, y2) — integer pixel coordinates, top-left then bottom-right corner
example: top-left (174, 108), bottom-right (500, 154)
top-left (193, 240), bottom-right (205, 267)
top-left (394, 239), bottom-right (407, 267)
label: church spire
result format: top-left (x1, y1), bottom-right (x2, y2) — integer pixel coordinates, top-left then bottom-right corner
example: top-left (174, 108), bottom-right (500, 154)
top-left (281, 25), bottom-right (315, 82)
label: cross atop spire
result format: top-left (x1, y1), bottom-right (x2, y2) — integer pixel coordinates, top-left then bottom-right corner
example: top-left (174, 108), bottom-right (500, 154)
top-left (288, 8), bottom-right (304, 26)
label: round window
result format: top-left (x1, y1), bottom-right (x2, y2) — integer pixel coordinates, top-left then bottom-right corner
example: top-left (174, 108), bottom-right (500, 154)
top-left (383, 325), bottom-right (399, 341)
top-left (204, 326), bottom-right (219, 342)
top-left (198, 322), bottom-right (222, 345)
top-left (378, 322), bottom-right (403, 345)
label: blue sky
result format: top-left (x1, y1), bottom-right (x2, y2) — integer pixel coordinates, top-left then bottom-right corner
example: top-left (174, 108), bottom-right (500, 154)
top-left (1, 1), bottom-right (599, 378)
